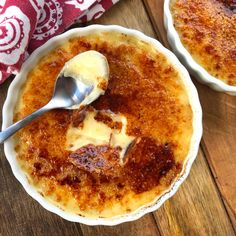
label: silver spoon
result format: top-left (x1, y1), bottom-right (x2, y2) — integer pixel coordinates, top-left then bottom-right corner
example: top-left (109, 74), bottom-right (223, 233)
top-left (0, 75), bottom-right (93, 144)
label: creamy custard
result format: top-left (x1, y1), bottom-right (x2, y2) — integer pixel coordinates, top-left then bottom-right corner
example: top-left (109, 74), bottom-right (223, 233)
top-left (62, 50), bottom-right (109, 109)
top-left (14, 31), bottom-right (193, 218)
top-left (66, 108), bottom-right (135, 163)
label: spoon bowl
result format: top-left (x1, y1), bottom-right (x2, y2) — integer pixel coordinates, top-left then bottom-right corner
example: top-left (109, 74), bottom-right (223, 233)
top-left (48, 75), bottom-right (94, 109)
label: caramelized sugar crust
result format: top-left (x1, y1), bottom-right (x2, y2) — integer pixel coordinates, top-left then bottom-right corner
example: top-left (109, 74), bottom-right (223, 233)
top-left (171, 0), bottom-right (236, 85)
top-left (14, 32), bottom-right (193, 217)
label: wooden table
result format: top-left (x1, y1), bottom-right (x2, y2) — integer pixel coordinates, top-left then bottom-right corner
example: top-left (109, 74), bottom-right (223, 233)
top-left (1, 0), bottom-right (236, 235)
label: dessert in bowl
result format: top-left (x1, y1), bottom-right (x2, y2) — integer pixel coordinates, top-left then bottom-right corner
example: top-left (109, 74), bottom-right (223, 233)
top-left (165, 0), bottom-right (236, 94)
top-left (2, 25), bottom-right (202, 225)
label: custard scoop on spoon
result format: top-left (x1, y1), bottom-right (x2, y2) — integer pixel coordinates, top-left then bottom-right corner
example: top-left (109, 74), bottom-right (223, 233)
top-left (0, 50), bottom-right (109, 143)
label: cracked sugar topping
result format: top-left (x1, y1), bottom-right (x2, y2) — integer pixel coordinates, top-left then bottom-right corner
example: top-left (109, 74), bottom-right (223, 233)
top-left (171, 0), bottom-right (236, 85)
top-left (14, 31), bottom-right (193, 218)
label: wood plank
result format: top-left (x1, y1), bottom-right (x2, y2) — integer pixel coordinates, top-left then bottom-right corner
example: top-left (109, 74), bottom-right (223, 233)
top-left (153, 150), bottom-right (235, 236)
top-left (91, 0), bottom-right (156, 38)
top-left (143, 0), bottom-right (236, 228)
top-left (198, 82), bottom-right (236, 225)
top-left (80, 215), bottom-right (160, 236)
top-left (224, 200), bottom-right (236, 232)
top-left (198, 85), bottom-right (236, 214)
top-left (143, 0), bottom-right (167, 45)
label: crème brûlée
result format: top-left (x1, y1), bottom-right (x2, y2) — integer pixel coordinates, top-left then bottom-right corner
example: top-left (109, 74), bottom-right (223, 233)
top-left (170, 0), bottom-right (236, 85)
top-left (14, 31), bottom-right (193, 218)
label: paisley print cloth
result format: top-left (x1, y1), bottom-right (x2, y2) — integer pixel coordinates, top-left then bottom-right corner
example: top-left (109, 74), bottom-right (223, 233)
top-left (0, 0), bottom-right (119, 83)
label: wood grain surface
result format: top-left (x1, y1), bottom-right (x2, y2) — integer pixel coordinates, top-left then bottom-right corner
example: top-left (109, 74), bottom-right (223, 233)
top-left (0, 0), bottom-right (235, 235)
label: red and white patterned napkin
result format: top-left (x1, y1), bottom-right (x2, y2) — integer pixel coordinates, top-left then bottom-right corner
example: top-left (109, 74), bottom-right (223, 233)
top-left (0, 0), bottom-right (119, 84)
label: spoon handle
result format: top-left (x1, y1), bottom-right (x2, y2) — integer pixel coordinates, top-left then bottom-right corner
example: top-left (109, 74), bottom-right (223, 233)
top-left (0, 103), bottom-right (52, 144)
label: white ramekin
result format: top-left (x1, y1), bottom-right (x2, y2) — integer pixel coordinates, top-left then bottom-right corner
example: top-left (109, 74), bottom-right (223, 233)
top-left (2, 25), bottom-right (202, 225)
top-left (164, 0), bottom-right (236, 95)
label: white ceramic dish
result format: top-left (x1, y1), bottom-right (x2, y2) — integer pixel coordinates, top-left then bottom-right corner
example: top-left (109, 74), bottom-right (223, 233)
top-left (2, 25), bottom-right (202, 225)
top-left (164, 0), bottom-right (236, 95)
